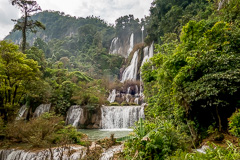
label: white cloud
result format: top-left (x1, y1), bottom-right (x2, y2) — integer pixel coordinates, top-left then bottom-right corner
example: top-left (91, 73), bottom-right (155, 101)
top-left (0, 0), bottom-right (152, 40)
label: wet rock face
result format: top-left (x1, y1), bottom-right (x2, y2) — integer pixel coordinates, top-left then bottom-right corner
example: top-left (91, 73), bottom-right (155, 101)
top-left (108, 82), bottom-right (144, 105)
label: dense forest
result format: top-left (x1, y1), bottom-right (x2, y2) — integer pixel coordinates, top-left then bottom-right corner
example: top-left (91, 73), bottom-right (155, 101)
top-left (1, 0), bottom-right (240, 159)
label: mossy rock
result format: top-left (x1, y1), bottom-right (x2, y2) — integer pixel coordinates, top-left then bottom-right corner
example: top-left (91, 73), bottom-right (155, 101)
top-left (110, 102), bottom-right (120, 106)
top-left (121, 102), bottom-right (129, 106)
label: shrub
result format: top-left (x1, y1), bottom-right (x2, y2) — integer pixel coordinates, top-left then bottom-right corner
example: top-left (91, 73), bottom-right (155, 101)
top-left (229, 109), bottom-right (240, 138)
top-left (169, 141), bottom-right (240, 160)
top-left (124, 119), bottom-right (188, 160)
top-left (4, 112), bottom-right (84, 148)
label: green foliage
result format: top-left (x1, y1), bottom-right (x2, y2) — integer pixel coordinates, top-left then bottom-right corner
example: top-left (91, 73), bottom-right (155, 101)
top-left (0, 41), bottom-right (40, 121)
top-left (71, 80), bottom-right (107, 106)
top-left (124, 119), bottom-right (188, 160)
top-left (142, 18), bottom-right (240, 134)
top-left (4, 112), bottom-right (84, 148)
top-left (170, 141), bottom-right (240, 160)
top-left (145, 0), bottom-right (212, 43)
top-left (229, 109), bottom-right (240, 138)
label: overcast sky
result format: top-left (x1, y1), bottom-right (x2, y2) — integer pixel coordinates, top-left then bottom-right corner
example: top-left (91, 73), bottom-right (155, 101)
top-left (0, 0), bottom-right (152, 40)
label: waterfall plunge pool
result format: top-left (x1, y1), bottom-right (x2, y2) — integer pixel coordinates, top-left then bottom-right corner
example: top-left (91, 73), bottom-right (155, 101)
top-left (78, 129), bottom-right (133, 141)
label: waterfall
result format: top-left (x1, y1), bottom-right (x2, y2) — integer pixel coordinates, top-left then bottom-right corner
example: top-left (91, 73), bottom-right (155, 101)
top-left (33, 104), bottom-right (51, 117)
top-left (16, 105), bottom-right (28, 120)
top-left (109, 37), bottom-right (119, 54)
top-left (135, 85), bottom-right (139, 96)
top-left (134, 98), bottom-right (139, 105)
top-left (126, 87), bottom-right (131, 103)
top-left (127, 33), bottom-right (134, 56)
top-left (143, 46), bottom-right (149, 57)
top-left (121, 50), bottom-right (139, 82)
top-left (107, 89), bottom-right (117, 103)
top-left (0, 146), bottom-right (86, 160)
top-left (149, 42), bottom-right (154, 58)
top-left (65, 105), bottom-right (83, 127)
top-left (101, 106), bottom-right (145, 129)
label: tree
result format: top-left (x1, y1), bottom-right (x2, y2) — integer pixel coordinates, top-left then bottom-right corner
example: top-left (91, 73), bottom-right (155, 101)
top-left (0, 41), bottom-right (40, 121)
top-left (11, 0), bottom-right (45, 53)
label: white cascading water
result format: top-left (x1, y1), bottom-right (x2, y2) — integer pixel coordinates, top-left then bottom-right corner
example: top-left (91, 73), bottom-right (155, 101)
top-left (65, 105), bottom-right (83, 127)
top-left (0, 146), bottom-right (86, 160)
top-left (109, 37), bottom-right (119, 54)
top-left (121, 50), bottom-right (139, 82)
top-left (149, 42), bottom-right (154, 58)
top-left (143, 46), bottom-right (149, 57)
top-left (33, 104), bottom-right (51, 117)
top-left (126, 87), bottom-right (131, 103)
top-left (107, 89), bottom-right (117, 103)
top-left (101, 106), bottom-right (145, 129)
top-left (134, 98), bottom-right (139, 105)
top-left (16, 105), bottom-right (28, 120)
top-left (135, 85), bottom-right (139, 96)
top-left (127, 33), bottom-right (134, 56)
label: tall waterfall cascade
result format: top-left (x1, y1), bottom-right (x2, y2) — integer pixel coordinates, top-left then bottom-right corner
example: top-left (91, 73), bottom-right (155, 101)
top-left (127, 33), bottom-right (134, 56)
top-left (121, 50), bottom-right (139, 82)
top-left (33, 104), bottom-right (51, 117)
top-left (101, 106), bottom-right (145, 129)
top-left (65, 105), bottom-right (83, 127)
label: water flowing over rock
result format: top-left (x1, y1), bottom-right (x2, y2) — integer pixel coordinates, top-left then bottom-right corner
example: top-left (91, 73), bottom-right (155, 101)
top-left (100, 144), bottom-right (123, 160)
top-left (16, 105), bottom-right (28, 120)
top-left (107, 89), bottom-right (117, 103)
top-left (121, 50), bottom-right (139, 82)
top-left (33, 104), bottom-right (51, 117)
top-left (0, 146), bottom-right (86, 160)
top-left (127, 33), bottom-right (134, 56)
top-left (66, 105), bottom-right (83, 127)
top-left (149, 42), bottom-right (154, 58)
top-left (101, 106), bottom-right (145, 129)
top-left (109, 37), bottom-right (120, 55)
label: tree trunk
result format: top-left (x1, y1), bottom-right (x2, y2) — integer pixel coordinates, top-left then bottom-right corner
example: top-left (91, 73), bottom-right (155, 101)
top-left (12, 85), bottom-right (18, 105)
top-left (216, 106), bottom-right (222, 131)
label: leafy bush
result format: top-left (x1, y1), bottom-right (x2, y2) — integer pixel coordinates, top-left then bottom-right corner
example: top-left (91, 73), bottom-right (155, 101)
top-left (124, 119), bottom-right (188, 160)
top-left (229, 109), bottom-right (240, 138)
top-left (170, 141), bottom-right (240, 160)
top-left (4, 112), bottom-right (84, 148)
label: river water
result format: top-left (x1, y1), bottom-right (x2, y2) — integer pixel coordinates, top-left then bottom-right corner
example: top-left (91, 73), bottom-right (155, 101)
top-left (79, 129), bottom-right (133, 140)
